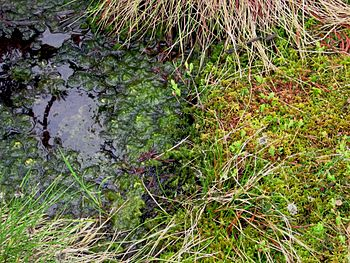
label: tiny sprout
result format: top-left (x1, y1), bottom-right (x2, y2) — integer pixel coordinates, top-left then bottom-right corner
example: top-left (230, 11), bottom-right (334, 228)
top-left (170, 79), bottom-right (181, 96)
top-left (184, 62), bottom-right (194, 76)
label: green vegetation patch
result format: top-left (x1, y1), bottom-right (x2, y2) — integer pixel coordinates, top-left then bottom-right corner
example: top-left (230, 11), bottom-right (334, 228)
top-left (189, 48), bottom-right (350, 261)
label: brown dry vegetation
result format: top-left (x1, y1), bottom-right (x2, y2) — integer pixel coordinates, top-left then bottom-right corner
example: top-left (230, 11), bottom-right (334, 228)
top-left (91, 0), bottom-right (350, 66)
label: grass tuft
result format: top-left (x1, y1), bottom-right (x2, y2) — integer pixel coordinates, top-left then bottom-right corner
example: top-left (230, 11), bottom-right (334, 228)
top-left (89, 0), bottom-right (350, 66)
top-left (0, 171), bottom-right (118, 262)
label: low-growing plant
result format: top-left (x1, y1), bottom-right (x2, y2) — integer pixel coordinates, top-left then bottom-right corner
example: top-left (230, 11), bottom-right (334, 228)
top-left (184, 44), bottom-right (350, 261)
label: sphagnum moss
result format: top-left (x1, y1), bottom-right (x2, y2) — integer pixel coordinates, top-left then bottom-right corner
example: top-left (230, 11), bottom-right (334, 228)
top-left (189, 47), bottom-right (350, 261)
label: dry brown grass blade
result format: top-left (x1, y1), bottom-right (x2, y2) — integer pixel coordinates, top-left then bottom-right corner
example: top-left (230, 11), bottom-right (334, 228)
top-left (27, 218), bottom-right (117, 262)
top-left (303, 0), bottom-right (350, 26)
top-left (90, 0), bottom-right (349, 67)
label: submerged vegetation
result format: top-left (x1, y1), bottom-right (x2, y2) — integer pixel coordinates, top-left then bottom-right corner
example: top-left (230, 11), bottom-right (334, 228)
top-left (1, 0), bottom-right (350, 262)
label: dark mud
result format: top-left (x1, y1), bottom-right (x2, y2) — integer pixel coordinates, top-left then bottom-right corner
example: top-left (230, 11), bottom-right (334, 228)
top-left (0, 0), bottom-right (187, 226)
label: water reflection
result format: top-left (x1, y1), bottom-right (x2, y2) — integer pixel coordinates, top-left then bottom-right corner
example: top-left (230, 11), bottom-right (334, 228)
top-left (32, 88), bottom-right (104, 166)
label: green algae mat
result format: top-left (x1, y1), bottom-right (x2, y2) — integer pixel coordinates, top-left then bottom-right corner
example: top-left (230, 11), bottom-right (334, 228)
top-left (0, 0), bottom-right (188, 226)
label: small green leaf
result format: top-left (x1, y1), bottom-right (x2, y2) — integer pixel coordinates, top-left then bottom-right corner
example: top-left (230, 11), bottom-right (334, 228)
top-left (170, 79), bottom-right (177, 88)
top-left (260, 103), bottom-right (267, 112)
top-left (327, 173), bottom-right (336, 182)
top-left (189, 63), bottom-right (194, 73)
top-left (312, 87), bottom-right (322, 96)
top-left (339, 235), bottom-right (346, 245)
top-left (170, 79), bottom-right (181, 96)
top-left (255, 75), bottom-right (265, 84)
top-left (268, 92), bottom-right (275, 99)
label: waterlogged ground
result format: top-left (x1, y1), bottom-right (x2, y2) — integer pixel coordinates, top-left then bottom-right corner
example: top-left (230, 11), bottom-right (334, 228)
top-left (0, 0), bottom-right (186, 225)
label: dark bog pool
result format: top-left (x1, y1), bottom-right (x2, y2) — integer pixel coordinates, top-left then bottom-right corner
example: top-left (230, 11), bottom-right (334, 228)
top-left (0, 0), bottom-right (187, 226)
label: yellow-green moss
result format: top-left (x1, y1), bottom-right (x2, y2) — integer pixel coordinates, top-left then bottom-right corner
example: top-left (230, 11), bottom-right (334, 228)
top-left (192, 48), bottom-right (350, 261)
